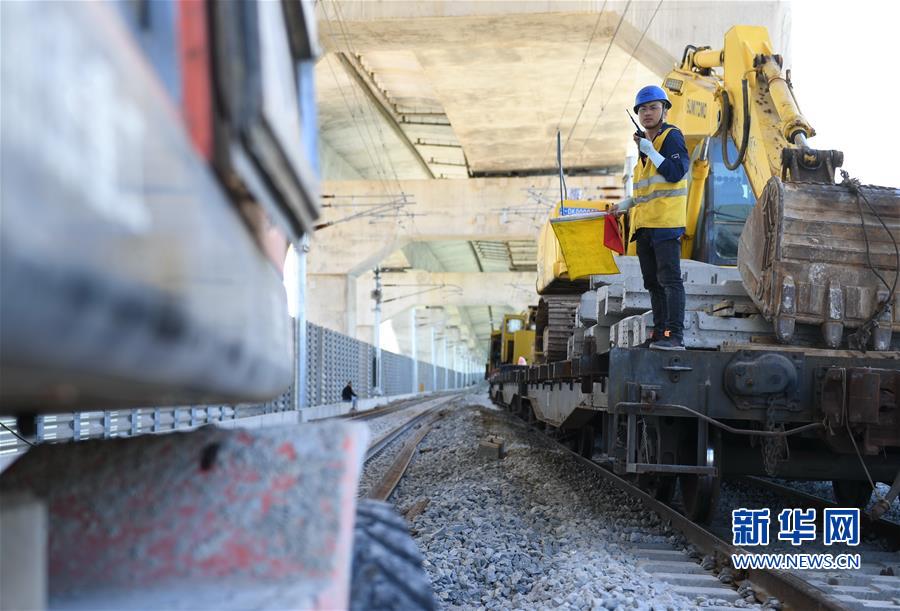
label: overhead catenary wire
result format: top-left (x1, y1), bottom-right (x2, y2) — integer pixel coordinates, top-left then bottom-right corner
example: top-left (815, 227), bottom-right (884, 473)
top-left (319, 3), bottom-right (392, 192)
top-left (320, 51), bottom-right (392, 195)
top-left (329, 1), bottom-right (405, 189)
top-left (574, 0), bottom-right (665, 166)
top-left (533, 3), bottom-right (609, 176)
top-left (559, 1), bottom-right (632, 154)
top-left (320, 3), bottom-right (402, 200)
top-left (320, 1), bottom-right (420, 229)
top-left (533, 2), bottom-right (639, 220)
top-left (325, 10), bottom-right (441, 236)
top-left (314, 198), bottom-right (412, 230)
top-left (329, 0), bottom-right (419, 229)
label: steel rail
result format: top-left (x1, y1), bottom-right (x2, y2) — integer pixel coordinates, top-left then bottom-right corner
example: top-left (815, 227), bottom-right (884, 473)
top-left (338, 390), bottom-right (459, 422)
top-left (367, 410), bottom-right (446, 501)
top-left (544, 433), bottom-right (849, 610)
top-left (741, 476), bottom-right (900, 550)
top-left (365, 395), bottom-right (457, 462)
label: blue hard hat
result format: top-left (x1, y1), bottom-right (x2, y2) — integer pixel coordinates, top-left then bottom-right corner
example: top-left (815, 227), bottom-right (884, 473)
top-left (633, 85), bottom-right (671, 113)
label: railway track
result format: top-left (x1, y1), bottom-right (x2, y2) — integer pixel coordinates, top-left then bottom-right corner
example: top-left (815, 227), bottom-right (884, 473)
top-left (366, 410), bottom-right (447, 501)
top-left (358, 393), bottom-right (464, 502)
top-left (740, 476), bottom-right (900, 549)
top-left (365, 394), bottom-right (455, 461)
top-left (495, 398), bottom-right (900, 610)
top-left (335, 390), bottom-right (457, 422)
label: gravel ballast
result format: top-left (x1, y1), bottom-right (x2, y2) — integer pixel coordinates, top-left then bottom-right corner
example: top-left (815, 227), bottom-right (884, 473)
top-left (386, 399), bottom-right (747, 610)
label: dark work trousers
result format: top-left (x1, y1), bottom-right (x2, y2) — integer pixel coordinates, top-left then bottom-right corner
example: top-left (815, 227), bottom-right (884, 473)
top-left (635, 231), bottom-right (685, 339)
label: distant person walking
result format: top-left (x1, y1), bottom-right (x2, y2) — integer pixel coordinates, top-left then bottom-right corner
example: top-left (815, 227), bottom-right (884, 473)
top-left (342, 381), bottom-right (358, 412)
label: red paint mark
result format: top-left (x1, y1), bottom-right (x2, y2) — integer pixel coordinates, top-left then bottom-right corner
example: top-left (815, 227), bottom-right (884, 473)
top-left (197, 539), bottom-right (259, 576)
top-left (228, 541), bottom-right (254, 569)
top-left (177, 0), bottom-right (213, 159)
top-left (267, 557), bottom-right (310, 579)
top-left (272, 474), bottom-right (295, 492)
top-left (321, 536), bottom-right (336, 555)
top-left (177, 505), bottom-right (197, 518)
top-left (261, 492), bottom-right (274, 516)
top-left (233, 468), bottom-right (261, 483)
top-left (259, 475), bottom-right (296, 515)
top-left (277, 442), bottom-right (297, 461)
top-left (148, 535), bottom-right (178, 561)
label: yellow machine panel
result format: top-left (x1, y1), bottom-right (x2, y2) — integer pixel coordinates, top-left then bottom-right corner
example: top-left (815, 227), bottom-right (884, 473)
top-left (536, 199), bottom-right (617, 294)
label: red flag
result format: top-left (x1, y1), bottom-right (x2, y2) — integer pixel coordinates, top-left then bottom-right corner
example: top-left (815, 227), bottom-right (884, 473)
top-left (604, 214), bottom-right (625, 255)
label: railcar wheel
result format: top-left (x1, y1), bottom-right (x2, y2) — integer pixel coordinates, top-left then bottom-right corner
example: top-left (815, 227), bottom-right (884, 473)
top-left (639, 475), bottom-right (676, 504)
top-left (525, 403), bottom-right (537, 425)
top-left (509, 395), bottom-right (520, 416)
top-left (634, 422), bottom-right (675, 503)
top-left (678, 429), bottom-right (721, 524)
top-left (576, 425), bottom-right (595, 459)
top-left (832, 479), bottom-right (872, 509)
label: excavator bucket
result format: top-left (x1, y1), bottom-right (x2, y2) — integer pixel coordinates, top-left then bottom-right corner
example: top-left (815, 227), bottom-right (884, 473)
top-left (738, 176), bottom-right (900, 350)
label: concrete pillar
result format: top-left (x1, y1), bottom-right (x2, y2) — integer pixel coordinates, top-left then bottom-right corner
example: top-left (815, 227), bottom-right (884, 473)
top-left (452, 345), bottom-right (458, 389)
top-left (373, 268), bottom-right (383, 396)
top-left (307, 273), bottom-right (356, 336)
top-left (0, 493), bottom-right (47, 611)
top-left (430, 326), bottom-right (437, 392)
top-left (292, 237), bottom-right (309, 410)
top-left (345, 274), bottom-right (357, 338)
top-left (409, 308), bottom-right (418, 393)
top-left (442, 338), bottom-right (448, 390)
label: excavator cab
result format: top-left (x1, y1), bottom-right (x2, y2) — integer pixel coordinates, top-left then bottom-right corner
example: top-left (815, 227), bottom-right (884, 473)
top-left (486, 330), bottom-right (502, 378)
top-left (691, 138), bottom-right (755, 266)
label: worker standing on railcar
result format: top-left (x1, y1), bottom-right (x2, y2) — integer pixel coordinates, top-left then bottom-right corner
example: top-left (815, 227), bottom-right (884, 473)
top-left (611, 86), bottom-right (690, 350)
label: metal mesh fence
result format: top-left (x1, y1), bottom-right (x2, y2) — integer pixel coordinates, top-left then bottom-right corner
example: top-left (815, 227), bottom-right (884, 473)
top-left (1, 320), bottom-right (478, 459)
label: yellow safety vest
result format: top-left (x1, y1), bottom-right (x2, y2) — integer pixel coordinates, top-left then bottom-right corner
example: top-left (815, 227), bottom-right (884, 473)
top-left (629, 127), bottom-right (688, 233)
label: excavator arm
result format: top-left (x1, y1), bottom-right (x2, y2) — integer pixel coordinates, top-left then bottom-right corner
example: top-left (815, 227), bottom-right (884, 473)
top-left (662, 26), bottom-right (899, 350)
top-left (676, 26), bottom-right (840, 196)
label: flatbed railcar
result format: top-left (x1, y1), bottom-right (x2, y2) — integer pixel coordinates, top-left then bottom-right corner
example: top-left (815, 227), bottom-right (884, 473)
top-left (490, 343), bottom-right (900, 522)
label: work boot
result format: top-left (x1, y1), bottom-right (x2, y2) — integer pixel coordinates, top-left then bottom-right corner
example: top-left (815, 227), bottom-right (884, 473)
top-left (638, 330), bottom-right (660, 348)
top-left (650, 330), bottom-right (685, 351)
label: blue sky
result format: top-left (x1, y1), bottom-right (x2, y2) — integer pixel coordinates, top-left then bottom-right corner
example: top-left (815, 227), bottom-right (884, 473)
top-left (791, 0), bottom-right (899, 187)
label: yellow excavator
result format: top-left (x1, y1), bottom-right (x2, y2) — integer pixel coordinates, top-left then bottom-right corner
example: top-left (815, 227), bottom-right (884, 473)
top-left (535, 26), bottom-right (900, 362)
top-left (648, 25), bottom-right (899, 350)
top-left (485, 311), bottom-right (536, 378)
top-left (542, 25), bottom-right (898, 352)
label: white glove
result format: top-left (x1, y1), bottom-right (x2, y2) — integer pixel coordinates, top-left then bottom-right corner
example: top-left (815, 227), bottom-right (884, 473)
top-left (612, 197), bottom-right (633, 216)
top-left (638, 138), bottom-right (666, 168)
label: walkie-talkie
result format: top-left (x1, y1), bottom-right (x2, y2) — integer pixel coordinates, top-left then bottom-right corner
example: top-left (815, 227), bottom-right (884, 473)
top-left (626, 110), bottom-right (643, 139)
